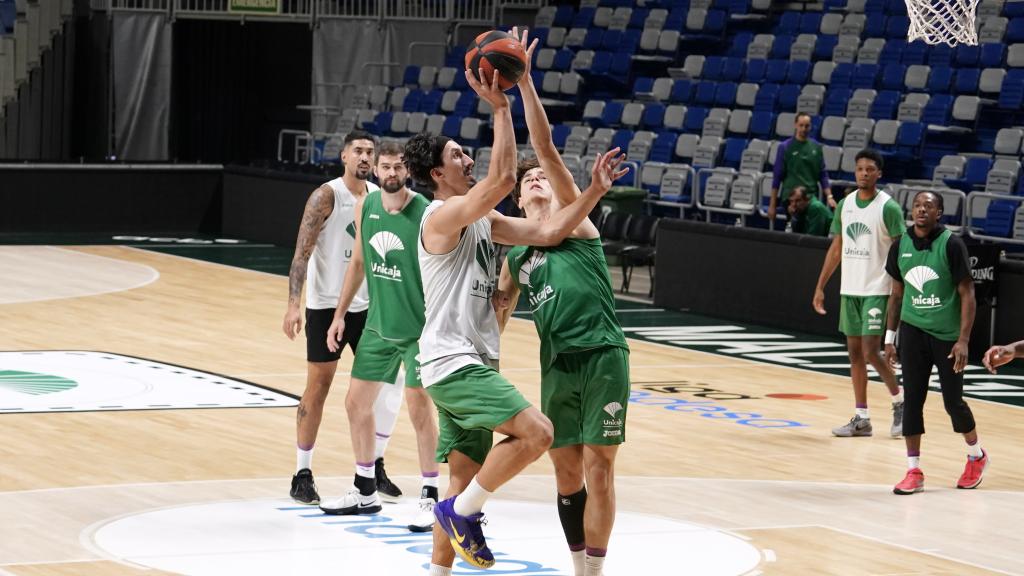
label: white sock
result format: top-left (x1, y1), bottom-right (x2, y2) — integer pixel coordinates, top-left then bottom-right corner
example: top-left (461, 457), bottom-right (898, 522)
top-left (584, 553), bottom-right (605, 576)
top-left (428, 565), bottom-right (452, 576)
top-left (967, 441), bottom-right (983, 459)
top-left (453, 477), bottom-right (492, 516)
top-left (356, 463), bottom-right (375, 479)
top-left (891, 388), bottom-right (904, 403)
top-left (296, 446), bottom-right (313, 473)
top-left (422, 474), bottom-right (439, 489)
top-left (572, 549), bottom-right (586, 576)
top-left (855, 407), bottom-right (870, 419)
top-left (373, 381), bottom-right (403, 459)
top-left (908, 456), bottom-right (920, 470)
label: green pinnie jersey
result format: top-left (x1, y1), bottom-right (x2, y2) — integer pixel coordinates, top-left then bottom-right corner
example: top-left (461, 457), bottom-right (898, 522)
top-left (506, 237), bottom-right (628, 370)
top-left (897, 229), bottom-right (961, 341)
top-left (360, 190), bottom-right (430, 340)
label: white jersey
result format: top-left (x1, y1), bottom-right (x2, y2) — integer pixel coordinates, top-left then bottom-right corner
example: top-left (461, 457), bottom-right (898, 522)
top-left (838, 189), bottom-right (898, 297)
top-left (417, 201), bottom-right (500, 386)
top-left (305, 177), bottom-right (377, 311)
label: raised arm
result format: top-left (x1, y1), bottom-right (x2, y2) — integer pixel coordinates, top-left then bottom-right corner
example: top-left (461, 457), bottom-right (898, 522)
top-left (283, 185), bottom-right (333, 339)
top-left (492, 148), bottom-right (628, 246)
top-left (423, 69), bottom-right (517, 246)
top-left (514, 27), bottom-right (582, 210)
top-left (495, 258), bottom-right (521, 333)
top-left (326, 195), bottom-right (368, 352)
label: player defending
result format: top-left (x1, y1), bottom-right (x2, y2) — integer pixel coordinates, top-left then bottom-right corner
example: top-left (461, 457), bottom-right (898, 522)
top-left (282, 131), bottom-right (403, 505)
top-left (812, 149), bottom-right (906, 438)
top-left (406, 68), bottom-right (627, 573)
top-left (318, 141), bottom-right (440, 532)
top-left (493, 27), bottom-right (629, 576)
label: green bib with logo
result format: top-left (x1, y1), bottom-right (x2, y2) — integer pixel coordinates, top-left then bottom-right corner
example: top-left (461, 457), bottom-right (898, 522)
top-left (507, 238), bottom-right (627, 370)
top-left (897, 229), bottom-right (961, 341)
top-left (361, 191), bottom-right (430, 339)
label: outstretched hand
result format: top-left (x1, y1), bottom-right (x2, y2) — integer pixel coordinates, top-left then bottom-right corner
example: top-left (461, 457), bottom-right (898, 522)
top-left (511, 26), bottom-right (539, 85)
top-left (588, 148), bottom-right (630, 196)
top-left (465, 67), bottom-right (508, 109)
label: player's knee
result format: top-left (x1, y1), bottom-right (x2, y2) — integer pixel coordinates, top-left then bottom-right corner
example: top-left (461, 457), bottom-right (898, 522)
top-left (531, 417), bottom-right (555, 455)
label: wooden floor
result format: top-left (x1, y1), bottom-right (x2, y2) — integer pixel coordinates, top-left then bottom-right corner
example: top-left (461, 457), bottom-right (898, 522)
top-left (1, 245), bottom-right (1021, 575)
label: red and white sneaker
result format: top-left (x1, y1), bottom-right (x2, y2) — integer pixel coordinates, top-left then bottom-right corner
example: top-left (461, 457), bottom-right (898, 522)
top-left (957, 449), bottom-right (989, 489)
top-left (893, 468), bottom-right (925, 495)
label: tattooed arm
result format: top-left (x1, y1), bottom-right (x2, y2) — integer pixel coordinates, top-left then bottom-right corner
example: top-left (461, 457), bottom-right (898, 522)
top-left (282, 185), bottom-right (334, 340)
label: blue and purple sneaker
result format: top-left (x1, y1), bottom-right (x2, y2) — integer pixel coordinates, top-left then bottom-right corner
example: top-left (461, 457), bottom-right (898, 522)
top-left (433, 496), bottom-right (495, 569)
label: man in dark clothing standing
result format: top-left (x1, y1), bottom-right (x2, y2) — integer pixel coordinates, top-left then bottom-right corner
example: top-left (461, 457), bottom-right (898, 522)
top-left (883, 191), bottom-right (987, 495)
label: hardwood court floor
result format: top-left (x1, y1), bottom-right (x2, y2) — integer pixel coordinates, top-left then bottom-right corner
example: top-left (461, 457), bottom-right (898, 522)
top-left (0, 245), bottom-right (1021, 575)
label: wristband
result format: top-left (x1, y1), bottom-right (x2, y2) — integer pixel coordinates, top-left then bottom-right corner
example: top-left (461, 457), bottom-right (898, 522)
top-left (884, 330), bottom-right (897, 345)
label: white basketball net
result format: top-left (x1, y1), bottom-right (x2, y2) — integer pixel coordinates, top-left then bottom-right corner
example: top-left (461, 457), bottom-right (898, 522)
top-left (905, 0), bottom-right (981, 46)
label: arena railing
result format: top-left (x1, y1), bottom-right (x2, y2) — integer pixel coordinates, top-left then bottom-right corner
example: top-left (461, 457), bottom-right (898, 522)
top-left (966, 191), bottom-right (1024, 246)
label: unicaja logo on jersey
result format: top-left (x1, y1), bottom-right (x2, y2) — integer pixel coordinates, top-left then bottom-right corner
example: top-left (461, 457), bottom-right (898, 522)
top-left (518, 252), bottom-right (547, 288)
top-left (345, 221), bottom-right (356, 238)
top-left (867, 307), bottom-right (882, 329)
top-left (602, 402), bottom-right (623, 437)
top-left (369, 231), bottom-right (404, 281)
top-left (603, 402), bottom-right (623, 417)
top-left (843, 222), bottom-right (872, 258)
top-left (906, 266), bottom-right (942, 308)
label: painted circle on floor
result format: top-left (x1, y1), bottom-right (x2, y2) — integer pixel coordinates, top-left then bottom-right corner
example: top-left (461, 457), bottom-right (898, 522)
top-left (766, 393), bottom-right (829, 400)
top-left (90, 498), bottom-right (763, 575)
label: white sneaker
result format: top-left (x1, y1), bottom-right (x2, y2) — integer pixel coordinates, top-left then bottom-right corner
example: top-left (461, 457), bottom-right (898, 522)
top-left (407, 497), bottom-right (436, 532)
top-left (320, 488), bottom-right (382, 516)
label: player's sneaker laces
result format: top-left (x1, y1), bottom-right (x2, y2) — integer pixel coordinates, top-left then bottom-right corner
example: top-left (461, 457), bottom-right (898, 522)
top-left (957, 449), bottom-right (989, 489)
top-left (832, 415), bottom-right (873, 437)
top-left (890, 401), bottom-right (904, 438)
top-left (434, 496), bottom-right (495, 569)
top-left (290, 468), bottom-right (320, 505)
top-left (893, 468), bottom-right (925, 495)
top-left (408, 496), bottom-right (437, 532)
top-left (319, 488), bottom-right (382, 515)
top-left (375, 457), bottom-right (402, 503)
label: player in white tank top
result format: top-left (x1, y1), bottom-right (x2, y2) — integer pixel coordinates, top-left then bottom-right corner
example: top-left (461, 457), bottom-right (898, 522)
top-left (813, 149), bottom-right (906, 440)
top-left (407, 65), bottom-right (629, 573)
top-left (280, 131), bottom-right (403, 507)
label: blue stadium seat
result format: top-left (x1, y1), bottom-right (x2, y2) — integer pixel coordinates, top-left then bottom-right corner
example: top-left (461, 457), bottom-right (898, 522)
top-left (372, 112), bottom-right (393, 135)
top-left (831, 63), bottom-right (855, 89)
top-left (552, 124), bottom-right (571, 149)
top-left (788, 61), bottom-right (810, 85)
top-left (703, 56), bottom-right (725, 81)
top-left (715, 82), bottom-right (738, 107)
top-left (1007, 1), bottom-right (1024, 17)
top-left (927, 66), bottom-right (953, 92)
top-left (590, 51), bottom-right (612, 77)
top-left (982, 201), bottom-right (1017, 237)
top-left (684, 107), bottom-right (710, 133)
top-left (704, 10), bottom-right (727, 34)
top-left (612, 129), bottom-right (633, 152)
top-left (881, 63), bottom-right (907, 90)
top-left (954, 68), bottom-right (981, 94)
top-left (778, 84), bottom-right (801, 111)
top-left (552, 5), bottom-right (574, 27)
top-left (778, 11), bottom-right (800, 35)
top-left (729, 32), bottom-right (754, 58)
top-left (955, 45), bottom-right (980, 67)
top-left (865, 0), bottom-right (885, 13)
top-left (928, 44), bottom-right (954, 67)
top-left (609, 53), bottom-right (631, 83)
top-left (721, 57), bottom-right (745, 82)
top-left (403, 66), bottom-right (421, 87)
top-left (419, 90), bottom-right (443, 114)
top-left (670, 80), bottom-right (694, 103)
top-left (886, 16), bottom-right (910, 38)
top-left (750, 112), bottom-right (775, 138)
top-left (980, 43), bottom-right (1006, 67)
top-left (880, 40), bottom-right (906, 66)
top-left (1007, 18), bottom-right (1024, 43)
top-left (402, 90), bottom-right (424, 112)
top-left (629, 8), bottom-right (649, 29)
top-left (765, 60), bottom-right (789, 84)
top-left (573, 7), bottom-right (596, 27)
top-left (853, 64), bottom-right (879, 89)
top-left (815, 36), bottom-right (839, 61)
top-left (531, 28), bottom-right (550, 50)
top-left (695, 81), bottom-right (718, 106)
top-left (666, 8), bottom-right (686, 30)
top-left (867, 13), bottom-right (888, 34)
top-left (999, 76), bottom-right (1024, 109)
top-left (601, 101), bottom-right (625, 127)
top-left (454, 92), bottom-right (476, 116)
top-left (723, 138), bottom-right (748, 168)
top-left (871, 91), bottom-right (900, 119)
top-left (633, 77), bottom-right (655, 95)
top-left (643, 103), bottom-right (667, 129)
top-left (650, 132), bottom-right (678, 163)
top-left (754, 83), bottom-right (780, 112)
top-left (901, 42), bottom-right (928, 65)
top-left (771, 35), bottom-right (794, 60)
top-left (965, 157), bottom-right (994, 187)
top-left (800, 12), bottom-right (823, 34)
top-left (442, 115), bottom-right (462, 139)
top-left (745, 59), bottom-right (767, 83)
top-left (620, 29), bottom-right (641, 54)
top-left (584, 29), bottom-right (604, 51)
top-left (824, 88), bottom-right (853, 117)
top-left (897, 121), bottom-right (925, 154)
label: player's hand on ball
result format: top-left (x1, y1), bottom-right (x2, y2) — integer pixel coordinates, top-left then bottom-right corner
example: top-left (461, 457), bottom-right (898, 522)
top-left (466, 68), bottom-right (508, 109)
top-left (512, 26), bottom-right (538, 84)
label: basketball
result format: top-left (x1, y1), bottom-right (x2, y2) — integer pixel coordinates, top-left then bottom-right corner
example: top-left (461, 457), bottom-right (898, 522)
top-left (464, 30), bottom-right (527, 91)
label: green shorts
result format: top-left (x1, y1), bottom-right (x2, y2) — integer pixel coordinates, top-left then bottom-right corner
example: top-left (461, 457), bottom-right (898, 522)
top-left (543, 346), bottom-right (630, 449)
top-left (839, 295), bottom-right (889, 336)
top-left (350, 329), bottom-right (421, 388)
top-left (426, 363), bottom-right (531, 466)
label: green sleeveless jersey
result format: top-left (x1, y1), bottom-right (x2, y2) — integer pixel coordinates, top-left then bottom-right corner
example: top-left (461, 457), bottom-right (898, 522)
top-left (361, 190), bottom-right (430, 340)
top-left (507, 237), bottom-right (628, 370)
top-left (897, 229), bottom-right (961, 341)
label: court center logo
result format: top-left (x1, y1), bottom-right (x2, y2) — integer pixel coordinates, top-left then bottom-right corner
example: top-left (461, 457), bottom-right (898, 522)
top-left (0, 351), bottom-right (297, 414)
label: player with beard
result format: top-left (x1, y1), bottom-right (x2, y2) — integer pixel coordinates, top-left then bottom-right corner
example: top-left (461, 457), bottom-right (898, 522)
top-left (405, 65), bottom-right (628, 573)
top-left (282, 130), bottom-right (404, 506)
top-left (318, 141), bottom-right (440, 532)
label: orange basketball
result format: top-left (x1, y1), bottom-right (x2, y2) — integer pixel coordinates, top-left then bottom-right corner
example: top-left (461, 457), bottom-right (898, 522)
top-left (464, 30), bottom-right (527, 92)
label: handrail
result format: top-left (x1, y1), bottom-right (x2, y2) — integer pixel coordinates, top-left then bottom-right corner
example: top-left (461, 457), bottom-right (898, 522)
top-left (965, 191), bottom-right (1024, 246)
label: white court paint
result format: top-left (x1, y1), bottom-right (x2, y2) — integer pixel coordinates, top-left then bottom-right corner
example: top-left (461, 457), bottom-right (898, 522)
top-left (0, 246), bottom-right (159, 304)
top-left (0, 351), bottom-right (297, 413)
top-left (89, 499), bottom-right (763, 576)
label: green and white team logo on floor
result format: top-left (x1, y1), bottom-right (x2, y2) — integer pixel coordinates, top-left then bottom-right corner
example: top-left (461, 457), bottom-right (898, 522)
top-left (0, 351), bottom-right (297, 414)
